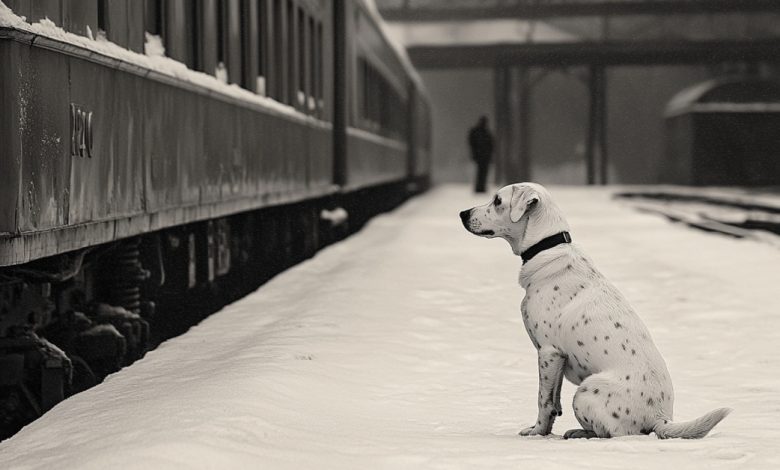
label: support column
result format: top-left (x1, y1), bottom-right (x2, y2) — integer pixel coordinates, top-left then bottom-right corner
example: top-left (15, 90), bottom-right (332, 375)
top-left (493, 65), bottom-right (511, 185)
top-left (587, 65), bottom-right (607, 185)
top-left (517, 67), bottom-right (532, 183)
top-left (332, 0), bottom-right (347, 186)
top-left (598, 68), bottom-right (608, 185)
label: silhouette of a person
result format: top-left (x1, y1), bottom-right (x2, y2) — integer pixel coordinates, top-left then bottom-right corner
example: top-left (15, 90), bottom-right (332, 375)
top-left (468, 116), bottom-right (494, 193)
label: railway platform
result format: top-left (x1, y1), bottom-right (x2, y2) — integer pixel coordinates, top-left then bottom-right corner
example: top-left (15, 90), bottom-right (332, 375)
top-left (1, 185), bottom-right (779, 469)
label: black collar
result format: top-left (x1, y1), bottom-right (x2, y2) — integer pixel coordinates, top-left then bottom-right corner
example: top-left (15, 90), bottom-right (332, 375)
top-left (521, 231), bottom-right (572, 264)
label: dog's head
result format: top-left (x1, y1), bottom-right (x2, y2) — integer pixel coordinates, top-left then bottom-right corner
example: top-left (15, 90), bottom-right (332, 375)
top-left (459, 182), bottom-right (568, 255)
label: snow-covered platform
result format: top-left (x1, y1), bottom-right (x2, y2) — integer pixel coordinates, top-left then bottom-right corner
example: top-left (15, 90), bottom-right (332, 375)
top-left (2, 185), bottom-right (779, 469)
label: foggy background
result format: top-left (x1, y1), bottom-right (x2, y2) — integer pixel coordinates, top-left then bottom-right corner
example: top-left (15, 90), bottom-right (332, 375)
top-left (379, 1), bottom-right (780, 186)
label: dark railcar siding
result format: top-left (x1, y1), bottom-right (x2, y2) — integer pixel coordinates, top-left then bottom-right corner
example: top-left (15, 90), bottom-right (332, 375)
top-left (12, 46), bottom-right (71, 231)
top-left (69, 58), bottom-right (145, 224)
top-left (0, 45), bottom-right (18, 233)
top-left (0, 0), bottom-right (425, 264)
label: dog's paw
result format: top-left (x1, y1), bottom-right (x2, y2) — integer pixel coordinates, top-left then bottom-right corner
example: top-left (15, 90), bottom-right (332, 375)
top-left (563, 429), bottom-right (598, 439)
top-left (519, 424), bottom-right (550, 437)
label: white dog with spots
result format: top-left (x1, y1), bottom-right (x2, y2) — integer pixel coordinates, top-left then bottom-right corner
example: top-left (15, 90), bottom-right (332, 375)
top-left (459, 182), bottom-right (731, 439)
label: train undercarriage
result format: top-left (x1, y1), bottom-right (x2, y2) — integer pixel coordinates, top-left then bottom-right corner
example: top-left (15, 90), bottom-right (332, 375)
top-left (0, 179), bottom-right (424, 440)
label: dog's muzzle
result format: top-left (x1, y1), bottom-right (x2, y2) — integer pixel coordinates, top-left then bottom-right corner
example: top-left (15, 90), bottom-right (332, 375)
top-left (459, 209), bottom-right (471, 229)
top-left (459, 209), bottom-right (494, 236)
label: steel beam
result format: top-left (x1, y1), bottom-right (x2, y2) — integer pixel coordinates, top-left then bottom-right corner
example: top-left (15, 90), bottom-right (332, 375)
top-left (407, 39), bottom-right (780, 68)
top-left (380, 0), bottom-right (780, 21)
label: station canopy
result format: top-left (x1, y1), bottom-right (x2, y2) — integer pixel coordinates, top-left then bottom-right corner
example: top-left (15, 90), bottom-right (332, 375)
top-left (377, 0), bottom-right (780, 48)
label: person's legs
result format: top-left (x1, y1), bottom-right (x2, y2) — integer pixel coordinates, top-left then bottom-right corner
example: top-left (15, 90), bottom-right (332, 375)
top-left (475, 161), bottom-right (488, 193)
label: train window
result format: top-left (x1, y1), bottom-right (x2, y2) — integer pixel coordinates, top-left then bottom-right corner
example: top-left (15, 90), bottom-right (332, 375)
top-left (273, 0), bottom-right (285, 102)
top-left (145, 0), bottom-right (164, 37)
top-left (225, 0), bottom-right (243, 86)
top-left (97, 1), bottom-right (107, 32)
top-left (215, 0), bottom-right (241, 85)
top-left (191, 4), bottom-right (201, 70)
top-left (286, 0), bottom-right (296, 106)
top-left (164, 1), bottom-right (197, 69)
top-left (358, 57), bottom-right (407, 139)
top-left (316, 21), bottom-right (323, 116)
top-left (241, 0), bottom-right (259, 92)
top-left (297, 7), bottom-right (306, 110)
top-left (185, 2), bottom-right (197, 69)
top-left (198, 0), bottom-right (219, 75)
top-left (308, 16), bottom-right (316, 115)
top-left (143, 0), bottom-right (171, 61)
top-left (97, 0), bottom-right (130, 49)
top-left (216, 0), bottom-right (227, 80)
top-left (257, 0), bottom-right (267, 95)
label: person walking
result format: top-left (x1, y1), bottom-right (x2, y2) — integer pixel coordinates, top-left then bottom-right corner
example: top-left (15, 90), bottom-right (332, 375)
top-left (468, 116), bottom-right (494, 193)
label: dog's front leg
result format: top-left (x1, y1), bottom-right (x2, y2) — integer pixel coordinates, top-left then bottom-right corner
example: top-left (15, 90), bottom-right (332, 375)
top-left (519, 346), bottom-right (566, 436)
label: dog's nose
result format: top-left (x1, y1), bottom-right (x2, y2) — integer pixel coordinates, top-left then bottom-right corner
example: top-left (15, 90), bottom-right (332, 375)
top-left (459, 209), bottom-right (471, 223)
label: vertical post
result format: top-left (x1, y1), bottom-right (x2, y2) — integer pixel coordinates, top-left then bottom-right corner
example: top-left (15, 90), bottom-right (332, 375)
top-left (493, 65), bottom-right (511, 185)
top-left (597, 67), bottom-right (608, 185)
top-left (289, 2), bottom-right (298, 106)
top-left (332, 0), bottom-right (347, 186)
top-left (278, 0), bottom-right (288, 104)
top-left (518, 67), bottom-right (532, 183)
top-left (407, 84), bottom-right (417, 180)
top-left (586, 64), bottom-right (605, 185)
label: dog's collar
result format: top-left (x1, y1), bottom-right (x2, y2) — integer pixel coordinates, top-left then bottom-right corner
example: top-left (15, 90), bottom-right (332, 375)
top-left (521, 231), bottom-right (572, 264)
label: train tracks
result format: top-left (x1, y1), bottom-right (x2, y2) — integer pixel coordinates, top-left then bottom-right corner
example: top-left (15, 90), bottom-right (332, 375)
top-left (614, 187), bottom-right (780, 248)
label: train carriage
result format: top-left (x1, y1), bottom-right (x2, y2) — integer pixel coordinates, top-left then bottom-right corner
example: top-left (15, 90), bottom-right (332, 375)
top-left (0, 0), bottom-right (431, 439)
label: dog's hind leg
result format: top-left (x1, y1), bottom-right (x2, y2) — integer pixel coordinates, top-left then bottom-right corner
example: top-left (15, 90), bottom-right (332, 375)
top-left (568, 372), bottom-right (638, 438)
top-left (519, 346), bottom-right (566, 436)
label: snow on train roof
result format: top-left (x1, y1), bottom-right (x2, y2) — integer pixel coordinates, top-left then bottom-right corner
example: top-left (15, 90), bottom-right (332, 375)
top-left (0, 2), bottom-right (301, 119)
top-left (0, 2), bottom-right (428, 110)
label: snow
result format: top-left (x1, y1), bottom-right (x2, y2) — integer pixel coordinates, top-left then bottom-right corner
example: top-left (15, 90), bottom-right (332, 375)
top-left (0, 2), bottom-right (304, 120)
top-left (616, 195), bottom-right (780, 249)
top-left (143, 32), bottom-right (166, 58)
top-left (2, 185), bottom-right (780, 469)
top-left (320, 207), bottom-right (349, 227)
top-left (617, 185), bottom-right (780, 213)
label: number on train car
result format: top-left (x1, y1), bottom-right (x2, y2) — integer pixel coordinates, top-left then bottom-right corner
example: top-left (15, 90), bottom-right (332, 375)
top-left (70, 103), bottom-right (94, 158)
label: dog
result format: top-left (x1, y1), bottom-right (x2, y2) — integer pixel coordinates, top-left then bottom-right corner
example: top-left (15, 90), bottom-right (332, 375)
top-left (459, 182), bottom-right (731, 439)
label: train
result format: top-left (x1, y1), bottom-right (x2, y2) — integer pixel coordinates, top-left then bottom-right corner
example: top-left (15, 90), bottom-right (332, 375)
top-left (0, 0), bottom-right (431, 439)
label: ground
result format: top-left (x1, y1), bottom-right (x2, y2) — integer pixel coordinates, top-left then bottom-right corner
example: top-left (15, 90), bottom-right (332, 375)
top-left (1, 185), bottom-right (779, 469)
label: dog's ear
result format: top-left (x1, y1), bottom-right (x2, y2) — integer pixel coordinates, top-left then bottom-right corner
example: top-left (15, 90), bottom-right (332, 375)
top-left (510, 186), bottom-right (540, 223)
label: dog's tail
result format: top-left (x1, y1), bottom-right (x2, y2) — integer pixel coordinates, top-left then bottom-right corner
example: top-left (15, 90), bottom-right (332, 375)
top-left (653, 408), bottom-right (732, 439)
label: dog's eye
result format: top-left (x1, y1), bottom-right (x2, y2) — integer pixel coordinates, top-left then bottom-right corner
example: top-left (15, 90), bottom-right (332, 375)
top-left (493, 196), bottom-right (502, 206)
